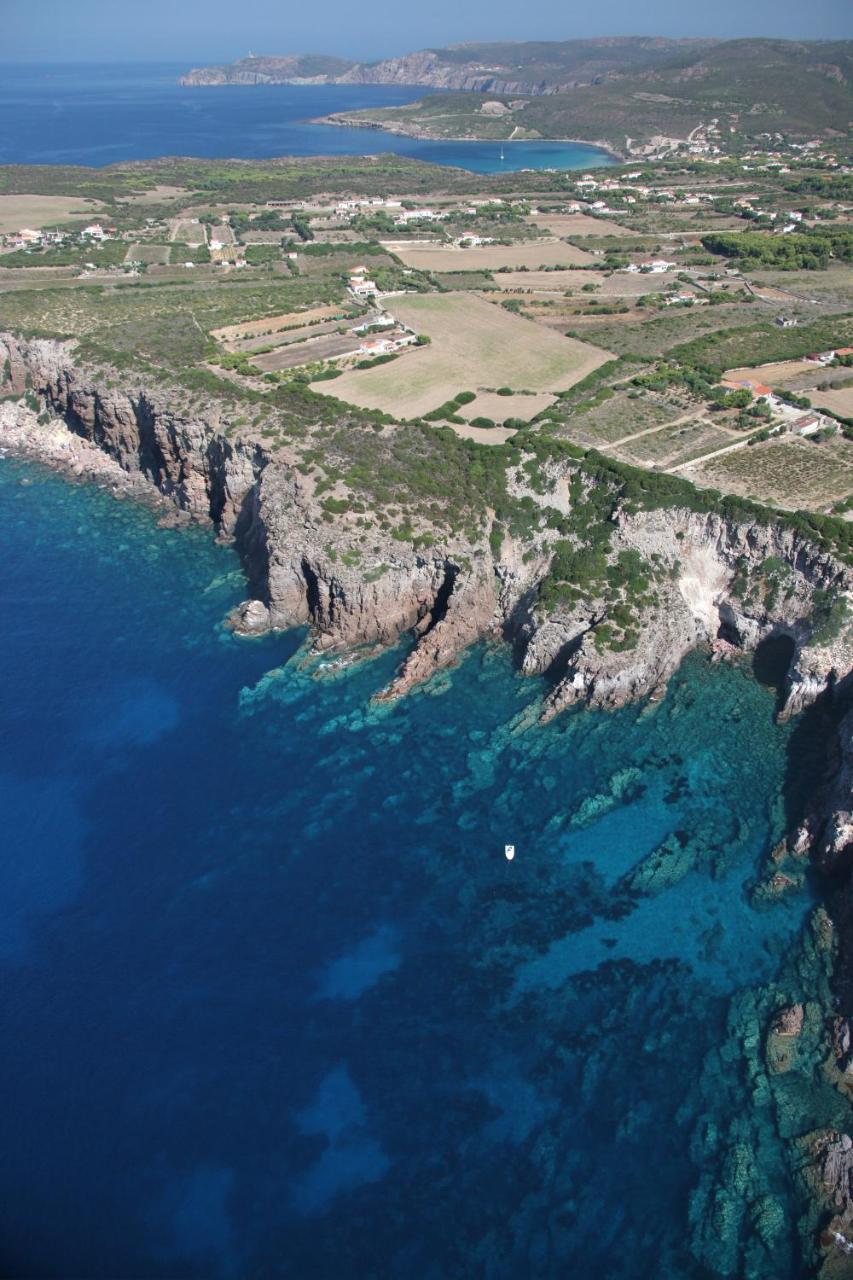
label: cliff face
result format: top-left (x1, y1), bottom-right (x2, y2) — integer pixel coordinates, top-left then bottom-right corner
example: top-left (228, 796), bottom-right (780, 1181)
top-left (0, 334), bottom-right (494, 700)
top-left (2, 331), bottom-right (852, 723)
top-left (517, 506), bottom-right (853, 723)
top-left (180, 54), bottom-right (357, 87)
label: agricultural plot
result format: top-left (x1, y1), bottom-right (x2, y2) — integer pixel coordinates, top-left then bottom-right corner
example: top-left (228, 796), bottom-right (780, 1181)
top-left (492, 269), bottom-right (601, 293)
top-left (575, 302), bottom-right (767, 359)
top-left (685, 437), bottom-right (853, 510)
top-left (169, 219), bottom-right (207, 246)
top-left (231, 318), bottom-right (348, 354)
top-left (527, 213), bottom-right (635, 238)
top-left (460, 391), bottom-right (557, 423)
top-left (212, 303), bottom-right (349, 344)
top-left (252, 333), bottom-right (362, 372)
top-left (0, 194), bottom-right (104, 232)
top-left (557, 393), bottom-right (681, 445)
top-left (614, 419), bottom-right (733, 468)
top-left (811, 387), bottom-right (853, 419)
top-left (385, 239), bottom-right (596, 272)
top-left (313, 293), bottom-right (613, 420)
top-left (723, 359), bottom-right (821, 387)
top-left (124, 243), bottom-right (170, 265)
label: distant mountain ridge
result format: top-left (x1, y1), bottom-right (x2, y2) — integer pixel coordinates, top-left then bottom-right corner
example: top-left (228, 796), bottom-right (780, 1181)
top-left (180, 37), bottom-right (853, 148)
top-left (180, 37), bottom-right (721, 93)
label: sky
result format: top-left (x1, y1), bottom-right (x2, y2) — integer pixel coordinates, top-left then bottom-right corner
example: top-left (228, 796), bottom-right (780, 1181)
top-left (3, 0), bottom-right (851, 62)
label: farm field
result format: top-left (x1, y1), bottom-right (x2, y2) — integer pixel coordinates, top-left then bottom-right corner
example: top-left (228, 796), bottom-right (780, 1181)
top-left (232, 318), bottom-right (349, 353)
top-left (491, 269), bottom-right (601, 292)
top-left (169, 219), bottom-right (207, 245)
top-left (212, 303), bottom-right (349, 344)
top-left (810, 386), bottom-right (853, 418)
top-left (573, 303), bottom-right (776, 358)
top-left (556, 393), bottom-right (686, 445)
top-left (749, 264), bottom-right (853, 309)
top-left (612, 418), bottom-right (734, 468)
top-left (527, 213), bottom-right (636, 237)
top-left (461, 391), bottom-right (557, 422)
top-left (684, 437), bottom-right (853, 510)
top-left (723, 359), bottom-right (822, 386)
top-left (385, 239), bottom-right (596, 272)
top-left (125, 243), bottom-right (170, 265)
top-left (313, 293), bottom-right (613, 419)
top-left (0, 194), bottom-right (104, 232)
top-left (252, 332), bottom-right (361, 372)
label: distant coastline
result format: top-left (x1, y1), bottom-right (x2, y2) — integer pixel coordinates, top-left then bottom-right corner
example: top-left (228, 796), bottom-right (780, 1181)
top-left (313, 112), bottom-right (625, 164)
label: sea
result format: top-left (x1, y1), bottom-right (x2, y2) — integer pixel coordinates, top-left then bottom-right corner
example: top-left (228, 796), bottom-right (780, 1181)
top-left (0, 61), bottom-right (831, 1280)
top-left (0, 62), bottom-right (616, 173)
top-left (0, 456), bottom-right (832, 1279)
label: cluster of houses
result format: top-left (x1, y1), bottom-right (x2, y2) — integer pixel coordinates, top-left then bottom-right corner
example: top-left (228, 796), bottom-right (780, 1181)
top-left (623, 258), bottom-right (677, 274)
top-left (572, 172), bottom-right (715, 214)
top-left (347, 265), bottom-right (379, 299)
top-left (806, 347), bottom-right (853, 366)
top-left (732, 198), bottom-right (806, 233)
top-left (354, 325), bottom-right (418, 358)
top-left (719, 376), bottom-right (840, 436)
top-left (742, 140), bottom-right (842, 173)
top-left (1, 220), bottom-right (118, 253)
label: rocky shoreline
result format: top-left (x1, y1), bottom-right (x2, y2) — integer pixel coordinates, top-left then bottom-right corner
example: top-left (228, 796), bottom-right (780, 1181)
top-left (2, 331), bottom-right (851, 717)
top-left (4, 328), bottom-right (853, 1268)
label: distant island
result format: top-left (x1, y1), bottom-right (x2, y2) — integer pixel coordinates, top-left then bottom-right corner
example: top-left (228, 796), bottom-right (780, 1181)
top-left (181, 37), bottom-right (853, 151)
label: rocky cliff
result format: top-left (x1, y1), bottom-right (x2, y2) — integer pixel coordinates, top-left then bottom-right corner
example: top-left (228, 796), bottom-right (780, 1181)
top-left (2, 331), bottom-right (852, 723)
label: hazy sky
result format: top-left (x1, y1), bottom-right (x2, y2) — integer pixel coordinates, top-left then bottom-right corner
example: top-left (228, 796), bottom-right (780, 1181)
top-left (4, 0), bottom-right (851, 62)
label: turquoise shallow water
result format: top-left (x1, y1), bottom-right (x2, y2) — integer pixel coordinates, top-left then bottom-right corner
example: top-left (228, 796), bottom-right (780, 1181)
top-left (0, 459), bottom-right (823, 1277)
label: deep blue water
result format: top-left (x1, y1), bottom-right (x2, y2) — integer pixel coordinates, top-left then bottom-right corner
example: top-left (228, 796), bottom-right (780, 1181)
top-left (0, 458), bottom-right (822, 1278)
top-left (0, 63), bottom-right (616, 173)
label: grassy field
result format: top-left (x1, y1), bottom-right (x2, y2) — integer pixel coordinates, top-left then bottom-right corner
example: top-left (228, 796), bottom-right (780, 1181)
top-left (811, 387), bottom-right (853, 418)
top-left (527, 213), bottom-right (636, 238)
top-left (313, 292), bottom-right (613, 419)
top-left (124, 243), bottom-right (171, 265)
top-left (685, 436), bottom-right (853, 510)
top-left (491, 269), bottom-right (601, 293)
top-left (0, 194), bottom-right (104, 233)
top-left (723, 359), bottom-right (821, 386)
top-left (461, 390), bottom-right (557, 422)
top-left (386, 239), bottom-right (596, 272)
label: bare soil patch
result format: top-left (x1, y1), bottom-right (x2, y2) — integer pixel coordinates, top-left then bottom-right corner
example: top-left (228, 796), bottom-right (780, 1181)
top-left (386, 239), bottom-right (595, 272)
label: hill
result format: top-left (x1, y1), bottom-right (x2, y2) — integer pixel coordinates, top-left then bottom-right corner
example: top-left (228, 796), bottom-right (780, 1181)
top-left (180, 53), bottom-right (357, 85)
top-left (181, 37), bottom-right (717, 91)
top-left (318, 38), bottom-right (853, 151)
